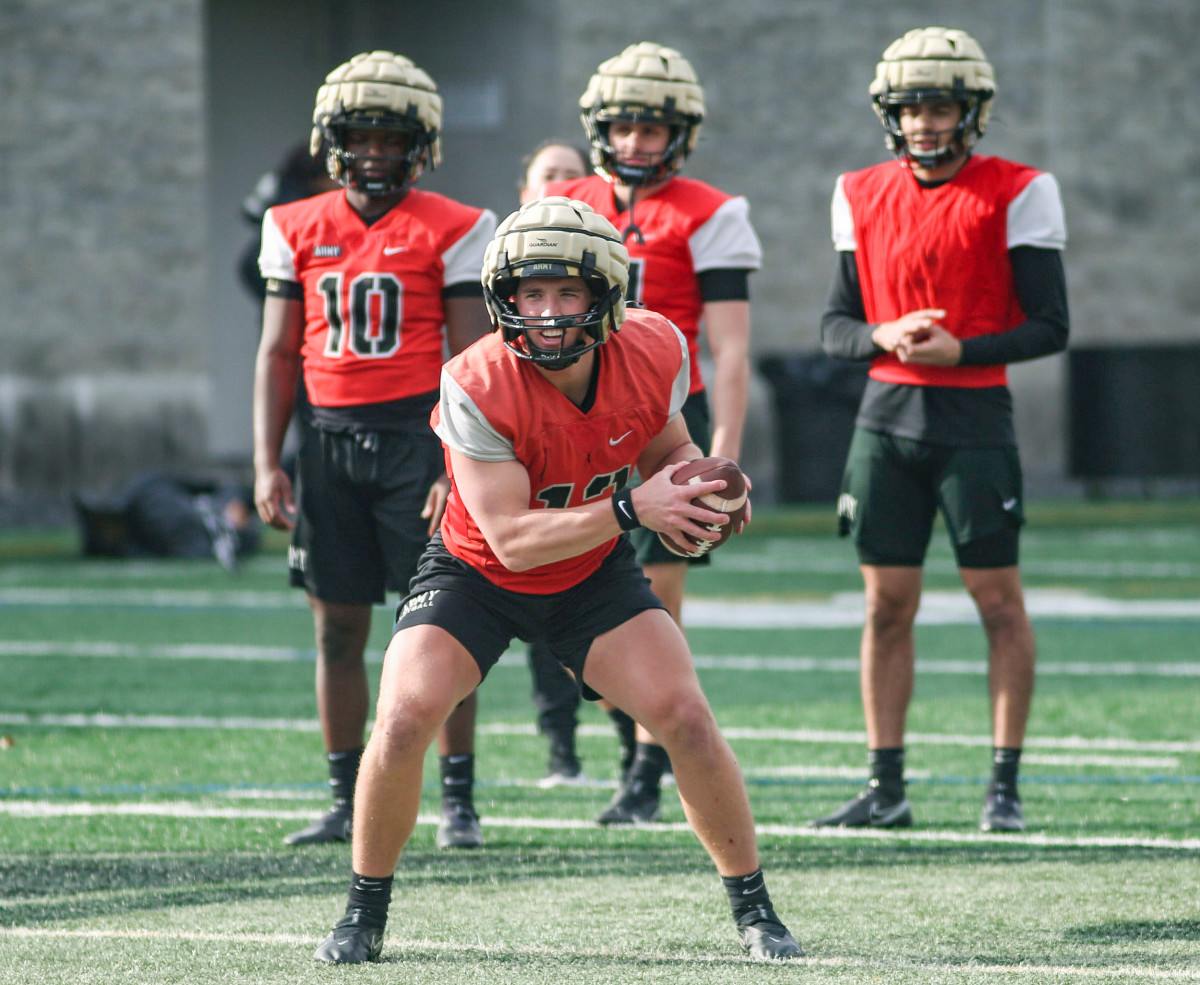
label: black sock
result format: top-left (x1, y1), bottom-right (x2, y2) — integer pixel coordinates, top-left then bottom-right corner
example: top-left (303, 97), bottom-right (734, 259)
top-left (609, 708), bottom-right (637, 775)
top-left (989, 747), bottom-right (1022, 799)
top-left (868, 747), bottom-right (905, 801)
top-left (328, 747), bottom-right (363, 807)
top-left (722, 868), bottom-right (774, 922)
top-left (346, 872), bottom-right (392, 927)
top-left (439, 753), bottom-right (475, 809)
top-left (627, 742), bottom-right (669, 788)
top-left (609, 708), bottom-right (636, 748)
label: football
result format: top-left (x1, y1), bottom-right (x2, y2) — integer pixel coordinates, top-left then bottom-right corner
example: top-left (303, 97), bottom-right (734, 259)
top-left (657, 457), bottom-right (749, 558)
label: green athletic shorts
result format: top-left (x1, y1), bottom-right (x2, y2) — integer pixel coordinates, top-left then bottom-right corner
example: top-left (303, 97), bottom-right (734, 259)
top-left (630, 389), bottom-right (713, 567)
top-left (836, 428), bottom-right (1024, 569)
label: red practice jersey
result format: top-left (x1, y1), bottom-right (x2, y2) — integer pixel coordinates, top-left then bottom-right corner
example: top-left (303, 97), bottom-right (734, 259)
top-left (834, 155), bottom-right (1066, 389)
top-left (260, 189), bottom-right (495, 407)
top-left (543, 175), bottom-right (761, 395)
top-left (432, 308), bottom-right (690, 593)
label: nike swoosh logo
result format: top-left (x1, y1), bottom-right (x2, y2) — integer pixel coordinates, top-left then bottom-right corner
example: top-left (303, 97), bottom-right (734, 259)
top-left (868, 801), bottom-right (909, 825)
top-left (609, 430), bottom-right (633, 445)
top-left (383, 246), bottom-right (407, 255)
top-left (741, 882), bottom-right (765, 895)
top-left (617, 500), bottom-right (634, 520)
top-left (1002, 498), bottom-right (1018, 511)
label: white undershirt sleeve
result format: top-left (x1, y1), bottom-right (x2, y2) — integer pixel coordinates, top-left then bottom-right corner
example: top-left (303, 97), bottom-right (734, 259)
top-left (830, 175), bottom-right (857, 252)
top-left (442, 210), bottom-right (498, 288)
top-left (258, 209), bottom-right (298, 282)
top-left (1008, 173), bottom-right (1067, 250)
top-left (433, 369), bottom-right (517, 462)
top-left (688, 197), bottom-right (763, 271)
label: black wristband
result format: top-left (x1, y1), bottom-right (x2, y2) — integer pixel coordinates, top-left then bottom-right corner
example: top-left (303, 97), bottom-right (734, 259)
top-left (611, 487), bottom-right (641, 531)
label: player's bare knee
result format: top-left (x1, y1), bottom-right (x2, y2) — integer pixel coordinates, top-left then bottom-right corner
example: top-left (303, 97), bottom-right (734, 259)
top-left (864, 592), bottom-right (918, 638)
top-left (370, 697), bottom-right (447, 760)
top-left (973, 590), bottom-right (1028, 637)
top-left (646, 690), bottom-right (717, 752)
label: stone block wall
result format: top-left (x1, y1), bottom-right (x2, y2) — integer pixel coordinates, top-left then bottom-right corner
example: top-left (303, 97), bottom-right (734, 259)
top-left (4, 0), bottom-right (1199, 518)
top-left (0, 0), bottom-right (207, 515)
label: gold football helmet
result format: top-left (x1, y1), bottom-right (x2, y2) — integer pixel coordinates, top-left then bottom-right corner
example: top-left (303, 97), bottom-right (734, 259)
top-left (869, 27), bottom-right (995, 168)
top-left (311, 50), bottom-right (442, 195)
top-left (483, 198), bottom-right (629, 369)
top-left (580, 42), bottom-right (705, 186)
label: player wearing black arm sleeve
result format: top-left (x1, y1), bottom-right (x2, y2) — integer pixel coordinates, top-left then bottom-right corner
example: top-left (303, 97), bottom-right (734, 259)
top-left (811, 27), bottom-right (1069, 834)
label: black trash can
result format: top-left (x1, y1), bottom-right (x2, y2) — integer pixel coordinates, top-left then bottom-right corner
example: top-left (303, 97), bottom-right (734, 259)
top-left (758, 351), bottom-right (867, 503)
top-left (1068, 345), bottom-right (1200, 479)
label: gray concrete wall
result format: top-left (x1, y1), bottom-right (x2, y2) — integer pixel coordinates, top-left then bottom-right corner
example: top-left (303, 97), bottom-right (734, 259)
top-left (4, 0), bottom-right (1199, 518)
top-left (0, 0), bottom-right (207, 514)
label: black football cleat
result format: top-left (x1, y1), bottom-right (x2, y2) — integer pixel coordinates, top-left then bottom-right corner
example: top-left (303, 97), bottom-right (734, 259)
top-left (595, 777), bottom-right (660, 825)
top-left (809, 780), bottom-right (912, 829)
top-left (436, 802), bottom-right (483, 849)
top-left (313, 910), bottom-right (384, 964)
top-left (980, 788), bottom-right (1025, 832)
top-left (539, 743), bottom-right (586, 788)
top-left (284, 802), bottom-right (352, 845)
top-left (736, 906), bottom-right (803, 960)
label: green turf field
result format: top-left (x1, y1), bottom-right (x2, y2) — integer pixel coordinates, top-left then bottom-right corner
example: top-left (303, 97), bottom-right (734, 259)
top-left (2, 501), bottom-right (1198, 983)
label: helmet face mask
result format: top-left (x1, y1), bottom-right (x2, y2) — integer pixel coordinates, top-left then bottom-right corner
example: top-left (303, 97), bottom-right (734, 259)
top-left (877, 94), bottom-right (979, 170)
top-left (496, 275), bottom-right (619, 371)
top-left (310, 51), bottom-right (442, 196)
top-left (324, 110), bottom-right (431, 196)
top-left (483, 198), bottom-right (629, 370)
top-left (585, 114), bottom-right (694, 187)
top-left (580, 42), bottom-right (705, 187)
top-left (869, 27), bottom-right (995, 170)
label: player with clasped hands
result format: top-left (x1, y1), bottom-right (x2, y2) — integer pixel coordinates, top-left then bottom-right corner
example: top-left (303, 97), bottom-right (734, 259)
top-left (814, 27), bottom-right (1069, 834)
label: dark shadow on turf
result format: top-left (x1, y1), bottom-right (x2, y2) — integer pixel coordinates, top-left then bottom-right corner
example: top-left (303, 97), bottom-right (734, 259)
top-left (1064, 918), bottom-right (1200, 942)
top-left (0, 845), bottom-right (708, 926)
top-left (3, 841), bottom-right (1194, 927)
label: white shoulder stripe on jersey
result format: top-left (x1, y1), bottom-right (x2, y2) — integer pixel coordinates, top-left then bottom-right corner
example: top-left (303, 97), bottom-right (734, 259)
top-left (442, 209), bottom-right (499, 288)
top-left (1008, 172), bottom-right (1067, 250)
top-left (830, 174), bottom-right (856, 252)
top-left (257, 208), bottom-right (298, 283)
top-left (689, 195), bottom-right (763, 272)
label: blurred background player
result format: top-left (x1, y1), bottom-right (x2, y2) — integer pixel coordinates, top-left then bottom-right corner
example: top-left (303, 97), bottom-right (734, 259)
top-left (518, 139), bottom-right (589, 205)
top-left (313, 197), bottom-right (800, 965)
top-left (813, 27), bottom-right (1068, 833)
top-left (541, 42), bottom-right (763, 822)
top-left (514, 138), bottom-right (595, 785)
top-left (253, 50), bottom-right (496, 849)
top-left (238, 141), bottom-right (340, 307)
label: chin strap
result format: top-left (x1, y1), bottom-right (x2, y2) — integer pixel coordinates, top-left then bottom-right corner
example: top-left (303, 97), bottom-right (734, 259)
top-left (621, 185), bottom-right (645, 245)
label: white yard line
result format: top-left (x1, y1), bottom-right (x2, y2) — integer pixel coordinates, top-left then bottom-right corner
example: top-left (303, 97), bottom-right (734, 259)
top-left (1, 800), bottom-right (1198, 852)
top-left (4, 586), bottom-right (1200, 625)
top-left (0, 926), bottom-right (1194, 978)
top-left (2, 711), bottom-right (1198, 756)
top-left (4, 640), bottom-right (1200, 680)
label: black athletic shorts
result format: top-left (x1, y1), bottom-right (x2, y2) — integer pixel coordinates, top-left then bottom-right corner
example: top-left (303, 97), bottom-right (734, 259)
top-left (394, 532), bottom-right (665, 699)
top-left (630, 388), bottom-right (714, 567)
top-left (837, 428), bottom-right (1024, 569)
top-left (289, 424), bottom-right (443, 604)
